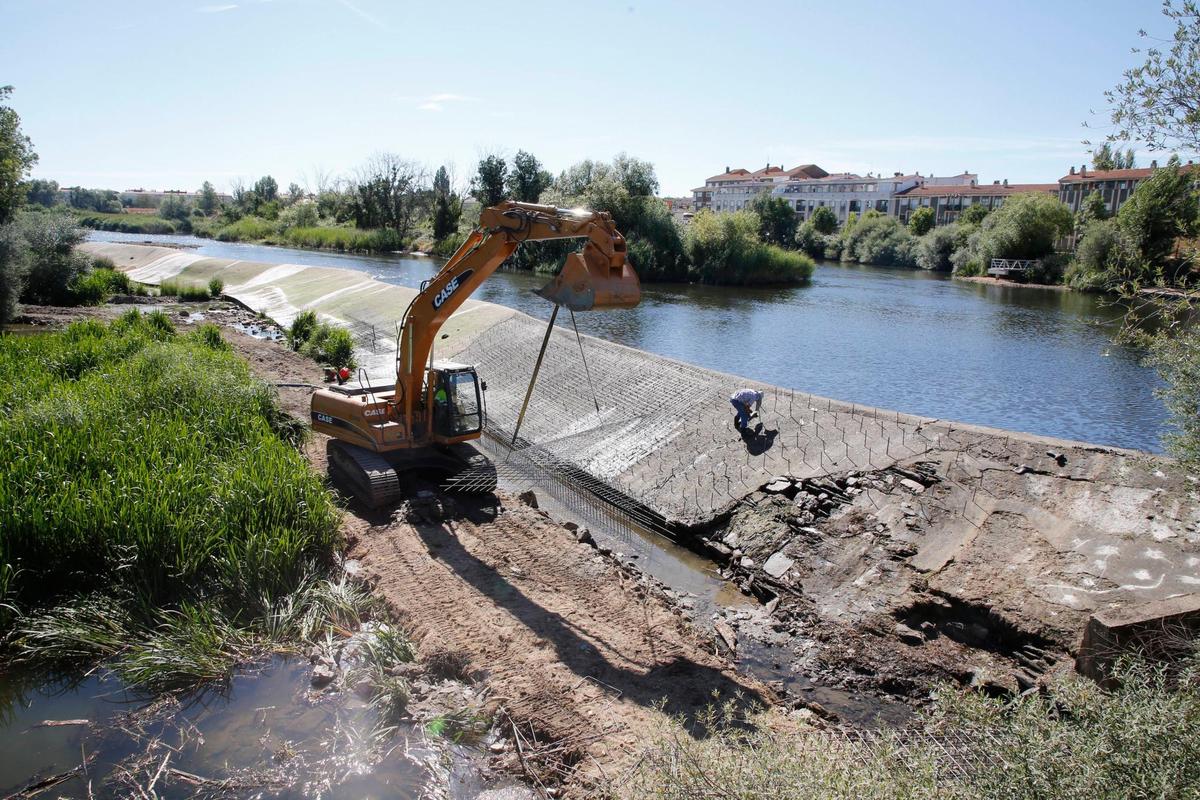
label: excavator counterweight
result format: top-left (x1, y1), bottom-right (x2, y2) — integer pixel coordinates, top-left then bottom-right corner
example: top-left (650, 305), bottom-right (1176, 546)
top-left (310, 201), bottom-right (642, 507)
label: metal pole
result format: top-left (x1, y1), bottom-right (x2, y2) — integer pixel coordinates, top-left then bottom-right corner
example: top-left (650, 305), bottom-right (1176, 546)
top-left (569, 309), bottom-right (601, 416)
top-left (511, 304), bottom-right (559, 448)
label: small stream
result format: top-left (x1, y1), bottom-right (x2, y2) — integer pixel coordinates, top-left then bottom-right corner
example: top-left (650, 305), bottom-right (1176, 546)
top-left (0, 658), bottom-right (486, 799)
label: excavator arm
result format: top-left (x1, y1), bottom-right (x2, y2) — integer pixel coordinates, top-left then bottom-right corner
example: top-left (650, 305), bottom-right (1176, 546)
top-left (395, 201), bottom-right (641, 429)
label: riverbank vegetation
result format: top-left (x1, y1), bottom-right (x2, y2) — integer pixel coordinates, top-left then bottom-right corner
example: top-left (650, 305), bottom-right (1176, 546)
top-left (629, 652), bottom-right (1200, 799)
top-left (0, 311), bottom-right (350, 688)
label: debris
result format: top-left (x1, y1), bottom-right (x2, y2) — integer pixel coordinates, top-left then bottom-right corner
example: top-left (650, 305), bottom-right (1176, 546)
top-left (765, 479), bottom-right (792, 494)
top-left (714, 619), bottom-right (738, 654)
top-left (899, 478), bottom-right (925, 494)
top-left (1046, 450), bottom-right (1068, 467)
top-left (575, 528), bottom-right (593, 545)
top-left (311, 663), bottom-right (336, 687)
top-left (763, 552), bottom-right (795, 579)
top-left (894, 623), bottom-right (924, 646)
top-left (518, 489), bottom-right (539, 509)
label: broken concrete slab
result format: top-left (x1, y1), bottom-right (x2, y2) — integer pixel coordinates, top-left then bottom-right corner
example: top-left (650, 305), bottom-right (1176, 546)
top-left (1076, 594), bottom-right (1200, 686)
top-left (764, 552), bottom-right (795, 579)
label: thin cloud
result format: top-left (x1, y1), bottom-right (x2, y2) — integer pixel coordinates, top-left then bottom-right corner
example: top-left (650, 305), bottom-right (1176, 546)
top-left (336, 0), bottom-right (387, 30)
top-left (197, 3), bottom-right (238, 12)
top-left (409, 92), bottom-right (474, 112)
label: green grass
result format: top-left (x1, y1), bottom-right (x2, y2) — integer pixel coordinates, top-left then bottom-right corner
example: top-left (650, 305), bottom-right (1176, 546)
top-left (214, 216), bottom-right (278, 242)
top-left (160, 278), bottom-right (216, 300)
top-left (283, 225), bottom-right (404, 252)
top-left (286, 310), bottom-right (356, 370)
top-left (0, 311), bottom-right (343, 683)
top-left (73, 211), bottom-right (178, 235)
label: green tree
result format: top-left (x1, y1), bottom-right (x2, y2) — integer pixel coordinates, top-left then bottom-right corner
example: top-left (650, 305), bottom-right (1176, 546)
top-left (25, 179), bottom-right (58, 207)
top-left (1113, 155), bottom-right (1198, 272)
top-left (431, 165), bottom-right (462, 241)
top-left (159, 195), bottom-right (191, 222)
top-left (1079, 190), bottom-right (1109, 226)
top-left (505, 150), bottom-right (551, 203)
top-left (472, 155), bottom-right (507, 207)
top-left (350, 153), bottom-right (426, 240)
top-left (908, 206), bottom-right (935, 236)
top-left (976, 193), bottom-right (1073, 262)
top-left (1092, 143), bottom-right (1136, 170)
top-left (749, 194), bottom-right (798, 246)
top-left (1096, 1), bottom-right (1200, 153)
top-left (198, 181), bottom-right (219, 215)
top-left (808, 205), bottom-right (838, 235)
top-left (253, 175), bottom-right (278, 205)
top-left (959, 203), bottom-right (990, 225)
top-left (285, 182), bottom-right (305, 206)
top-left (0, 86), bottom-right (37, 226)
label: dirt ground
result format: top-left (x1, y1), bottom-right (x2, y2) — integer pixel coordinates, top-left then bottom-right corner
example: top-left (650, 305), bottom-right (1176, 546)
top-left (207, 312), bottom-right (773, 793)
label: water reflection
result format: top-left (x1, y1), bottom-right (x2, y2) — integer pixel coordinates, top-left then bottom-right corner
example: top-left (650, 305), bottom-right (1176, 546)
top-left (88, 232), bottom-right (1166, 451)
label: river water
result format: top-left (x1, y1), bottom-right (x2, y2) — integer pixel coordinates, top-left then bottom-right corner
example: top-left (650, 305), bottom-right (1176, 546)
top-left (88, 231), bottom-right (1167, 452)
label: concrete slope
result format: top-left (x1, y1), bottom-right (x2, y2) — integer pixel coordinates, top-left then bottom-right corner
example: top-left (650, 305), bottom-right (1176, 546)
top-left (83, 243), bottom-right (1200, 631)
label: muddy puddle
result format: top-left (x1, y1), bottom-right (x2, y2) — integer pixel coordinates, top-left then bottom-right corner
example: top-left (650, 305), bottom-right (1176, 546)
top-left (0, 657), bottom-right (488, 799)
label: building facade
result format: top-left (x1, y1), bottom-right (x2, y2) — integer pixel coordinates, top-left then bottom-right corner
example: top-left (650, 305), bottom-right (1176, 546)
top-left (692, 163), bottom-right (828, 212)
top-left (894, 182), bottom-right (1058, 226)
top-left (1057, 161), bottom-right (1197, 217)
top-left (774, 172), bottom-right (929, 223)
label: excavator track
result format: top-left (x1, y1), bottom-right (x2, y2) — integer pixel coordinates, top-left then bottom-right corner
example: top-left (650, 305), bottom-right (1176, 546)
top-left (327, 440), bottom-right (402, 509)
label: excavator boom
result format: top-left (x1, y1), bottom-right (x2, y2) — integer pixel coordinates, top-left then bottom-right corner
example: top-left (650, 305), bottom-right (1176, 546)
top-left (310, 200), bottom-right (642, 507)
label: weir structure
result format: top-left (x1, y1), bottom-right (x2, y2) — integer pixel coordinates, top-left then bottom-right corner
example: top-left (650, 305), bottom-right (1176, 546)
top-left (84, 241), bottom-right (1200, 676)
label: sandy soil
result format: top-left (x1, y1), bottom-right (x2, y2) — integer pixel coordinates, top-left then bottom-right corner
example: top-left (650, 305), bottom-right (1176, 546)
top-left (208, 315), bottom-right (772, 794)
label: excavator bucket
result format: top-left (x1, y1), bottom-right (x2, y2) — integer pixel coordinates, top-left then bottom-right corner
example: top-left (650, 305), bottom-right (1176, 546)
top-left (535, 251), bottom-right (641, 311)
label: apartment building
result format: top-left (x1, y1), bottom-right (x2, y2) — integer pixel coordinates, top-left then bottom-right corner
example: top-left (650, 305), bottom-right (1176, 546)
top-left (894, 181), bottom-right (1058, 226)
top-left (1058, 160), bottom-right (1197, 217)
top-left (774, 172), bottom-right (931, 223)
top-left (692, 163), bottom-right (828, 212)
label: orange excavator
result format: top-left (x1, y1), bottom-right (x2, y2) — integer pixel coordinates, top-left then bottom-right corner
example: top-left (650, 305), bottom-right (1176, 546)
top-left (311, 201), bottom-right (642, 507)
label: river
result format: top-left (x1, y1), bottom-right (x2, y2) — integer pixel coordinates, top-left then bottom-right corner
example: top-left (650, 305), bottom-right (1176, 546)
top-left (88, 231), bottom-right (1167, 453)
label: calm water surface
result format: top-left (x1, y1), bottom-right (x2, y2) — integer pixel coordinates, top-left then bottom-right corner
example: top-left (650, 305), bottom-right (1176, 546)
top-left (89, 231), bottom-right (1166, 451)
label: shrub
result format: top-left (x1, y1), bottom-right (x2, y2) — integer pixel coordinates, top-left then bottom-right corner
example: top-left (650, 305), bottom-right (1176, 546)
top-left (282, 225), bottom-right (405, 252)
top-left (1066, 218), bottom-right (1135, 290)
top-left (916, 223), bottom-right (971, 271)
top-left (278, 201), bottom-right (319, 229)
top-left (69, 268), bottom-right (130, 306)
top-left (0, 221), bottom-right (29, 324)
top-left (215, 216), bottom-right (278, 242)
top-left (908, 206), bottom-right (935, 236)
top-left (794, 221), bottom-right (824, 258)
top-left (974, 193), bottom-right (1073, 263)
top-left (809, 205), bottom-right (838, 235)
top-left (19, 211), bottom-right (91, 305)
top-left (287, 310), bottom-right (319, 351)
top-left (302, 324), bottom-right (357, 370)
top-left (840, 212), bottom-right (918, 267)
top-left (685, 209), bottom-right (814, 285)
top-left (208, 276), bottom-right (224, 298)
top-left (191, 322), bottom-right (230, 351)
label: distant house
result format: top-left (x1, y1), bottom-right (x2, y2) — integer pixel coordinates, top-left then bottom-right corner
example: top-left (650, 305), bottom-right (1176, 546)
top-left (894, 181), bottom-right (1058, 226)
top-left (775, 171), bottom-right (935, 224)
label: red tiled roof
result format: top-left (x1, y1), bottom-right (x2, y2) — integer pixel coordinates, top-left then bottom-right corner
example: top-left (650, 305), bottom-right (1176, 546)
top-left (786, 164), bottom-right (828, 179)
top-left (705, 168), bottom-right (751, 182)
top-left (898, 183), bottom-right (1057, 197)
top-left (1059, 164), bottom-right (1196, 183)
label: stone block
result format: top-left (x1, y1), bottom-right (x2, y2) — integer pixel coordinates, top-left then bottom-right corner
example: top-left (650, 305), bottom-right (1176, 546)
top-left (1076, 594), bottom-right (1200, 686)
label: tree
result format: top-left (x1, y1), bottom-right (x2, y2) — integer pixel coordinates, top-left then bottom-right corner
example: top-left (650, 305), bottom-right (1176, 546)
top-left (505, 150), bottom-right (552, 203)
top-left (809, 205), bottom-right (838, 235)
top-left (908, 206), bottom-right (935, 236)
top-left (960, 203), bottom-right (990, 225)
top-left (285, 182), bottom-right (305, 206)
top-left (1079, 190), bottom-right (1109, 226)
top-left (350, 153), bottom-right (427, 240)
top-left (0, 86), bottom-right (37, 226)
top-left (431, 165), bottom-right (462, 241)
top-left (159, 195), bottom-right (191, 222)
top-left (1114, 155), bottom-right (1198, 270)
top-left (472, 155), bottom-right (507, 207)
top-left (1096, 1), bottom-right (1200, 153)
top-left (975, 193), bottom-right (1073, 262)
top-left (25, 179), bottom-right (58, 207)
top-left (1092, 143), bottom-right (1136, 170)
top-left (253, 175), bottom-right (279, 204)
top-left (749, 194), bottom-right (798, 246)
top-left (198, 181), bottom-right (219, 215)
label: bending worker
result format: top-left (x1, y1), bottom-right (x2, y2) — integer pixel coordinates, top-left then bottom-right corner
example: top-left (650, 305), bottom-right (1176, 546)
top-left (730, 388), bottom-right (764, 431)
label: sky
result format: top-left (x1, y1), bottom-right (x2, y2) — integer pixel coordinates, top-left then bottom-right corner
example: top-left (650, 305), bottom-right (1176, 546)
top-left (1, 0), bottom-right (1189, 197)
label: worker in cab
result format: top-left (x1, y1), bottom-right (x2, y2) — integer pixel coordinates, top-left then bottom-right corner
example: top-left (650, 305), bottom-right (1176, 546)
top-left (730, 388), bottom-right (763, 431)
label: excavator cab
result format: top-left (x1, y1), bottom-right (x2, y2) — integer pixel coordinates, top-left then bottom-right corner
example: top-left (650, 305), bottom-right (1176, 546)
top-left (429, 362), bottom-right (484, 442)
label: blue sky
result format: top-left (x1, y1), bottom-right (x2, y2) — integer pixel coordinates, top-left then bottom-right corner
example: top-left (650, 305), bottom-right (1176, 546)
top-left (1, 0), bottom-right (1185, 196)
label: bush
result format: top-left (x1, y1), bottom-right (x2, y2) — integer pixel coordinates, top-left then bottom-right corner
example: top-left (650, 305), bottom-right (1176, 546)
top-left (158, 195), bottom-right (192, 222)
top-left (214, 216), bottom-right (278, 242)
top-left (916, 223), bottom-right (971, 271)
top-left (287, 310), bottom-right (318, 350)
top-left (208, 276), bottom-right (224, 298)
top-left (1066, 218), bottom-right (1135, 290)
top-left (278, 201), bottom-right (319, 229)
top-left (794, 221), bottom-right (824, 258)
top-left (301, 324), bottom-right (357, 370)
top-left (191, 322), bottom-right (230, 351)
top-left (908, 206), bottom-right (935, 236)
top-left (19, 211), bottom-right (91, 305)
top-left (839, 211), bottom-right (918, 267)
top-left (0, 221), bottom-right (29, 324)
top-left (809, 205), bottom-right (838, 235)
top-left (975, 193), bottom-right (1073, 263)
top-left (685, 209), bottom-right (814, 285)
top-left (69, 268), bottom-right (131, 305)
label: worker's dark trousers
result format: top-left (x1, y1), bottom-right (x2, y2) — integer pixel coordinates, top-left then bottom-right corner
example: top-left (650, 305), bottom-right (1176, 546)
top-left (731, 399), bottom-right (750, 429)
